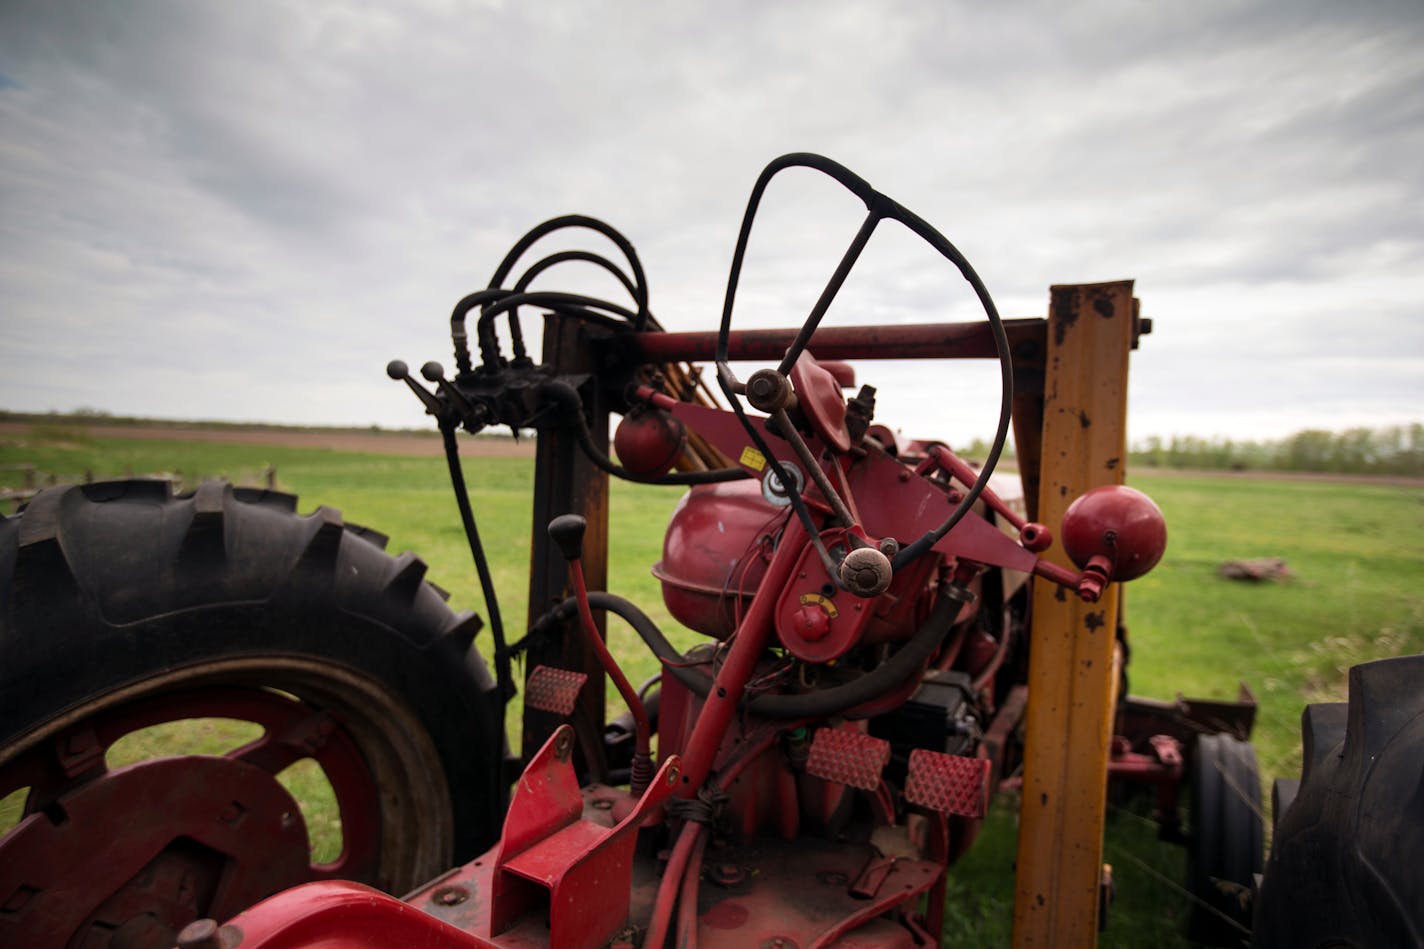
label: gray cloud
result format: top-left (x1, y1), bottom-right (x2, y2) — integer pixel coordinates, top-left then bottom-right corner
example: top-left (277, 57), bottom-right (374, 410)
top-left (1, 0), bottom-right (1420, 440)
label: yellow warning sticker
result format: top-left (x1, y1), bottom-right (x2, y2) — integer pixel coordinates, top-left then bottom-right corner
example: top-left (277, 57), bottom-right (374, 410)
top-left (798, 593), bottom-right (839, 618)
top-left (739, 446), bottom-right (767, 471)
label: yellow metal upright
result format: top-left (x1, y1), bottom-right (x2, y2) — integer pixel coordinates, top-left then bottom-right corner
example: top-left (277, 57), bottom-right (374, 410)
top-left (1012, 281), bottom-right (1136, 946)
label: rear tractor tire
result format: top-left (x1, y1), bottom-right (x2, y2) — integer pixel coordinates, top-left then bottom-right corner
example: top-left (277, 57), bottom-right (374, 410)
top-left (1187, 731), bottom-right (1264, 946)
top-left (1254, 654), bottom-right (1424, 949)
top-left (0, 480), bottom-right (504, 949)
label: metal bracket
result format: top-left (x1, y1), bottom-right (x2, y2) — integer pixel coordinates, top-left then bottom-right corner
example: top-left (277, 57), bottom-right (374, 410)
top-left (488, 725), bottom-right (681, 949)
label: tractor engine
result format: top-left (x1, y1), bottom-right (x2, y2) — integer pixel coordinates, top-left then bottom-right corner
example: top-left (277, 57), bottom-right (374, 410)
top-left (655, 477), bottom-right (946, 649)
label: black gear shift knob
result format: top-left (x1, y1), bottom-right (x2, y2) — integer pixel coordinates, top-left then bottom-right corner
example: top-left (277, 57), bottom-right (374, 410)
top-left (548, 514), bottom-right (587, 562)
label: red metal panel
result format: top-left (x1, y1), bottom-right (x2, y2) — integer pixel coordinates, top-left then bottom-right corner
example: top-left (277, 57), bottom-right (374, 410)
top-left (222, 881), bottom-right (485, 948)
top-left (489, 726), bottom-right (683, 949)
top-left (0, 756), bottom-right (312, 947)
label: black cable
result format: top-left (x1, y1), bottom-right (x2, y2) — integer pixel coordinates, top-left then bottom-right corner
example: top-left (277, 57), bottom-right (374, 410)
top-left (514, 250), bottom-right (641, 304)
top-left (509, 251), bottom-right (647, 362)
top-left (439, 423), bottom-right (514, 729)
top-left (542, 380), bottom-right (749, 485)
top-left (475, 291), bottom-right (637, 371)
top-left (451, 234), bottom-right (652, 375)
top-left (450, 288), bottom-right (511, 375)
top-left (478, 290), bottom-right (638, 334)
top-left (713, 152), bottom-right (1013, 576)
top-left (487, 214), bottom-right (654, 330)
top-left (530, 590), bottom-right (957, 720)
top-left (450, 287), bottom-right (637, 375)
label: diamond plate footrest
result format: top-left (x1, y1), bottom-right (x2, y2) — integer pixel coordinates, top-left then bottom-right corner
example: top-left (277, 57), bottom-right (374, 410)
top-left (807, 727), bottom-right (891, 792)
top-left (904, 748), bottom-right (991, 818)
top-left (525, 665), bottom-right (588, 716)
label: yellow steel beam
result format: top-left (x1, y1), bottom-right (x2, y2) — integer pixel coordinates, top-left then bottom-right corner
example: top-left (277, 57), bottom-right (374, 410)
top-left (1012, 281), bottom-right (1136, 946)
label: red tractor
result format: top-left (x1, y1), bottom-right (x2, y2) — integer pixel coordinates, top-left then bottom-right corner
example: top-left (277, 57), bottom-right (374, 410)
top-left (4, 155), bottom-right (1291, 948)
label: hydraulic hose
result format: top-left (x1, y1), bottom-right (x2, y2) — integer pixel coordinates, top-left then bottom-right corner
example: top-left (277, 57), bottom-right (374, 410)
top-left (486, 214), bottom-right (653, 329)
top-left (530, 590), bottom-right (958, 721)
top-left (439, 423), bottom-right (513, 736)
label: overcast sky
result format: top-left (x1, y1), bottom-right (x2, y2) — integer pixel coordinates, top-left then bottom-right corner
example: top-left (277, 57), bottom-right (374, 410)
top-left (1, 1), bottom-right (1420, 445)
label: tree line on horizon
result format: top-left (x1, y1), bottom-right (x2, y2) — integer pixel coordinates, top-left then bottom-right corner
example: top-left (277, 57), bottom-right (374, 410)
top-left (7, 409), bottom-right (1422, 478)
top-left (957, 423), bottom-right (1424, 476)
top-left (1129, 424), bottom-right (1424, 475)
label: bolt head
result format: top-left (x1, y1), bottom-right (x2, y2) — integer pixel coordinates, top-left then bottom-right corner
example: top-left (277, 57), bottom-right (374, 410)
top-left (176, 919), bottom-right (230, 949)
top-left (432, 885), bottom-right (469, 906)
top-left (554, 728), bottom-right (573, 761)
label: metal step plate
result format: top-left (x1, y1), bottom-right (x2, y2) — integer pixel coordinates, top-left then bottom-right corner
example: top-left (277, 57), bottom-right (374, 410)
top-left (807, 727), bottom-right (891, 791)
top-left (905, 748), bottom-right (991, 818)
top-left (525, 665), bottom-right (588, 717)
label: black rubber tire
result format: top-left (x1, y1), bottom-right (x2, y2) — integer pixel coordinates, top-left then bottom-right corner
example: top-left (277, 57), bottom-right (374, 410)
top-left (1253, 654), bottom-right (1424, 949)
top-left (1187, 732), bottom-right (1264, 946)
top-left (0, 481), bottom-right (504, 931)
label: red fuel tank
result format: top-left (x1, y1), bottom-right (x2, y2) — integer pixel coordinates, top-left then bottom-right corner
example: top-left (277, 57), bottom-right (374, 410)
top-left (652, 480), bottom-right (780, 639)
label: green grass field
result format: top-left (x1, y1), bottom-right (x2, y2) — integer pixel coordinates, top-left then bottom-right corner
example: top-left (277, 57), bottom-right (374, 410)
top-left (3, 425), bottom-right (1421, 946)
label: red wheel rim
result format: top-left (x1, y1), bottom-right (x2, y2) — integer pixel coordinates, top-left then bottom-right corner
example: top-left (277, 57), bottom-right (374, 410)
top-left (0, 686), bottom-right (390, 947)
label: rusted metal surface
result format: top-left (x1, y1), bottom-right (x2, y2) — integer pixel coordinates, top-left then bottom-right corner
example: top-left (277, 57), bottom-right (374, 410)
top-left (1115, 683), bottom-right (1258, 744)
top-left (223, 880), bottom-right (485, 948)
top-left (522, 314), bottom-right (612, 766)
top-left (1011, 373), bottom-right (1047, 524)
top-left (633, 835), bottom-right (940, 949)
top-left (627, 318), bottom-right (1049, 365)
top-left (223, 827), bottom-right (942, 949)
top-left (489, 727), bottom-right (681, 949)
top-left (1013, 281), bottom-right (1136, 946)
top-left (982, 684), bottom-right (1029, 792)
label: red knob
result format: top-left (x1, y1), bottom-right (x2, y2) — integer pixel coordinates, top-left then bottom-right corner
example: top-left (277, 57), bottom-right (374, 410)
top-left (1061, 485), bottom-right (1167, 583)
top-left (793, 604), bottom-right (831, 642)
top-left (613, 406), bottom-right (687, 479)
